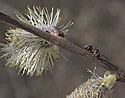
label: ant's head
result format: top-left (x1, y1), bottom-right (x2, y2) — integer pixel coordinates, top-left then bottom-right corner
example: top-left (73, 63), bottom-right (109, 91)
top-left (84, 45), bottom-right (93, 51)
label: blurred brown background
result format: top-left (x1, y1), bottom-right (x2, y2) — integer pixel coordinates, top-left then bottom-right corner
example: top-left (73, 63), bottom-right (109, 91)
top-left (0, 0), bottom-right (125, 98)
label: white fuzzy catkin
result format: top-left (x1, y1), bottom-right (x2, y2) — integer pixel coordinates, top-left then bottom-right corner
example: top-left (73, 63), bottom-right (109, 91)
top-left (67, 71), bottom-right (116, 98)
top-left (0, 6), bottom-right (73, 77)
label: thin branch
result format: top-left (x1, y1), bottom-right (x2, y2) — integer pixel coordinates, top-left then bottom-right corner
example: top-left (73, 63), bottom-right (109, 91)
top-left (0, 11), bottom-right (125, 82)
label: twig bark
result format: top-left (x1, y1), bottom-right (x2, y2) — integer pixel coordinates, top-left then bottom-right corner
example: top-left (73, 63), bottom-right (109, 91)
top-left (0, 11), bottom-right (125, 82)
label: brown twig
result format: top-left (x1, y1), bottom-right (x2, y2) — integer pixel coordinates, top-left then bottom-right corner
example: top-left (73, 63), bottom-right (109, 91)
top-left (0, 11), bottom-right (125, 82)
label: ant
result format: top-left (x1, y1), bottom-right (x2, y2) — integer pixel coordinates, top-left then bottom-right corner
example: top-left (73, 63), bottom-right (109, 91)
top-left (46, 27), bottom-right (64, 38)
top-left (53, 27), bottom-right (64, 38)
top-left (84, 45), bottom-right (100, 60)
